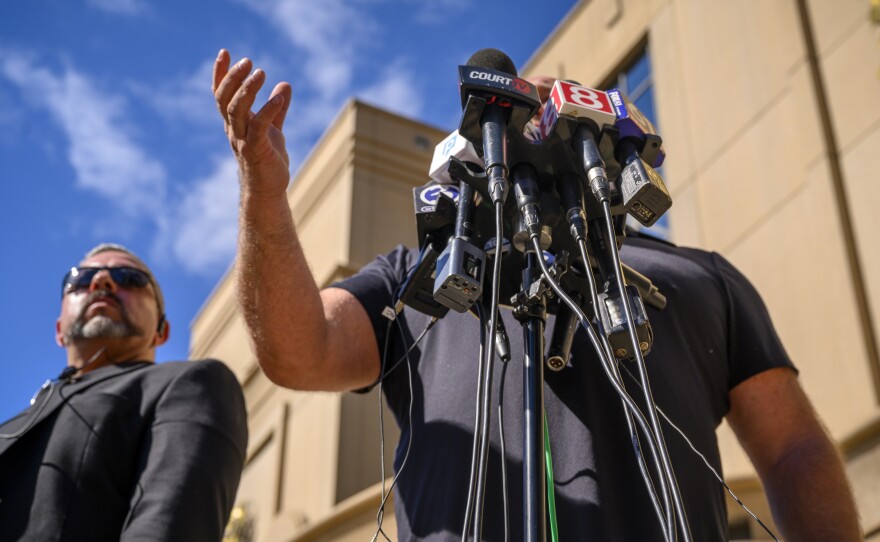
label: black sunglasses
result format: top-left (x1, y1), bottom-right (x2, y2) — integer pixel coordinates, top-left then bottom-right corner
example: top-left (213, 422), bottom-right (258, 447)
top-left (61, 266), bottom-right (153, 297)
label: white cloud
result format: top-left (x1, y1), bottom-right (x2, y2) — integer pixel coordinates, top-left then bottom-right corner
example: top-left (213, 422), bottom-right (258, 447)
top-left (86, 0), bottom-right (149, 16)
top-left (292, 96), bottom-right (343, 135)
top-left (159, 156), bottom-right (241, 276)
top-left (0, 86), bottom-right (25, 146)
top-left (0, 51), bottom-right (167, 217)
top-left (231, 0), bottom-right (428, 172)
top-left (410, 0), bottom-right (469, 24)
top-left (133, 59), bottom-right (217, 127)
top-left (251, 0), bottom-right (377, 93)
top-left (0, 49), bottom-right (241, 278)
top-left (356, 59), bottom-right (424, 119)
top-left (135, 52), bottom-right (288, 134)
top-left (232, 0), bottom-right (394, 127)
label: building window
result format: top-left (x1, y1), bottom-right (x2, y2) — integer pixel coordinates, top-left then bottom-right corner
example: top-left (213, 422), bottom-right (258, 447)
top-left (608, 47), bottom-right (671, 241)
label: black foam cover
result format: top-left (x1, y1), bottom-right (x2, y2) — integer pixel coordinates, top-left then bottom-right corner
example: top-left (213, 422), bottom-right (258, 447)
top-left (465, 48), bottom-right (517, 76)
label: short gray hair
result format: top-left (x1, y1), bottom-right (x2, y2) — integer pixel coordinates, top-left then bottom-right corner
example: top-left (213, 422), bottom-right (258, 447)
top-left (82, 243), bottom-right (166, 317)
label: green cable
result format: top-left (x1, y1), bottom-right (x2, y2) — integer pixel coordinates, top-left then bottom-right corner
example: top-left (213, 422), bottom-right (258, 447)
top-left (544, 412), bottom-right (559, 542)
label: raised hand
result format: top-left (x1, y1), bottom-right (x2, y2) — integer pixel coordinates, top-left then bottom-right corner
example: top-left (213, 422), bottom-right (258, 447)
top-left (213, 49), bottom-right (293, 198)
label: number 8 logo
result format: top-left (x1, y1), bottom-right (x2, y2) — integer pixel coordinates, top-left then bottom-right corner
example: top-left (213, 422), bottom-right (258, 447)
top-left (567, 85), bottom-right (608, 111)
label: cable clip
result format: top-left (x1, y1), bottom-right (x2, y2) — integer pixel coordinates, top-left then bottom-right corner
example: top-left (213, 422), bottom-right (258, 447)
top-left (382, 306), bottom-right (397, 321)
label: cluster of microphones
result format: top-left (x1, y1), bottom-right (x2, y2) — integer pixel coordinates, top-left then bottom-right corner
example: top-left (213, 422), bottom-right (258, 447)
top-left (399, 48), bottom-right (672, 368)
top-left (393, 48), bottom-right (700, 540)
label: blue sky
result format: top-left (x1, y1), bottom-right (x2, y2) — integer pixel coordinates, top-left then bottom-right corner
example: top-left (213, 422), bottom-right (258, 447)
top-left (0, 0), bottom-right (577, 421)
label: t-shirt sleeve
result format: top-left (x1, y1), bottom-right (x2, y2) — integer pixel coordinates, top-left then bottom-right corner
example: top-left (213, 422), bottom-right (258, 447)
top-left (711, 252), bottom-right (797, 388)
top-left (329, 245), bottom-right (411, 386)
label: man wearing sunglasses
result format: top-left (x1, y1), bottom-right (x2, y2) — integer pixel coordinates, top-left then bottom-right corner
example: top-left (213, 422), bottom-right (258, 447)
top-left (0, 243), bottom-right (248, 542)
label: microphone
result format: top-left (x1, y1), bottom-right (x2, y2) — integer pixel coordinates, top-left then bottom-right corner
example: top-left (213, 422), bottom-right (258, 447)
top-left (546, 296), bottom-right (580, 371)
top-left (619, 157), bottom-right (671, 228)
top-left (512, 163), bottom-right (542, 238)
top-left (494, 317), bottom-right (512, 363)
top-left (538, 80), bottom-right (615, 204)
top-left (427, 129), bottom-right (487, 309)
top-left (429, 130), bottom-right (482, 185)
top-left (606, 89), bottom-right (665, 168)
top-left (413, 181), bottom-right (458, 248)
top-left (556, 171), bottom-right (588, 242)
top-left (457, 48), bottom-right (541, 204)
top-left (398, 238), bottom-right (450, 318)
top-left (621, 264), bottom-right (666, 310)
top-left (538, 80), bottom-right (616, 141)
top-left (430, 129), bottom-right (488, 314)
top-left (400, 181), bottom-right (459, 318)
top-left (433, 179), bottom-right (487, 313)
top-left (606, 89), bottom-right (672, 227)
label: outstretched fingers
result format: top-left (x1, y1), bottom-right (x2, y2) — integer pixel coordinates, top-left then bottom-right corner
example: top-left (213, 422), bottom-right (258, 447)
top-left (214, 56), bottom-right (253, 126)
top-left (228, 68), bottom-right (266, 139)
top-left (212, 49), bottom-right (294, 193)
top-left (212, 49), bottom-right (231, 95)
top-left (251, 83), bottom-right (292, 132)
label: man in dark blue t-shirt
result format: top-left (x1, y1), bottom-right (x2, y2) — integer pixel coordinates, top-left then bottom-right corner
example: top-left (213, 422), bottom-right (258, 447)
top-left (330, 236), bottom-right (788, 541)
top-left (212, 50), bottom-right (862, 541)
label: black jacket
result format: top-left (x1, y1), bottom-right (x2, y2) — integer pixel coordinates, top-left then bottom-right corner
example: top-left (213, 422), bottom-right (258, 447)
top-left (0, 359), bottom-right (248, 541)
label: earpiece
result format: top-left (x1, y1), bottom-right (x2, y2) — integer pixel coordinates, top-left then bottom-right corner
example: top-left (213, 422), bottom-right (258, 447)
top-left (157, 315), bottom-right (167, 334)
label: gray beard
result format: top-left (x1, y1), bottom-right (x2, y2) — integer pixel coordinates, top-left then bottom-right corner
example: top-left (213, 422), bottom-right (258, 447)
top-left (67, 315), bottom-right (140, 341)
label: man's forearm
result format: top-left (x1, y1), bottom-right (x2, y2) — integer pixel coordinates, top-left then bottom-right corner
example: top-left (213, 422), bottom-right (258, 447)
top-left (764, 434), bottom-right (862, 541)
top-left (215, 51), bottom-right (378, 392)
top-left (237, 188), bottom-right (329, 388)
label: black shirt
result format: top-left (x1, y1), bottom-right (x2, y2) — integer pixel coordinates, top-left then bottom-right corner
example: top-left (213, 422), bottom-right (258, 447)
top-left (335, 235), bottom-right (794, 541)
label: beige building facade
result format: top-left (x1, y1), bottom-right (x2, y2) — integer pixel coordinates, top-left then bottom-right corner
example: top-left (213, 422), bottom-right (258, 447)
top-left (194, 0), bottom-right (880, 540)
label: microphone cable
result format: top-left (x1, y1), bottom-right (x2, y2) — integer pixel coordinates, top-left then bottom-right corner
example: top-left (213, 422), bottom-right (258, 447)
top-left (573, 202), bottom-right (775, 540)
top-left (372, 248), bottom-right (438, 542)
top-left (372, 318), bottom-right (420, 542)
top-left (461, 301), bottom-right (490, 542)
top-left (599, 199), bottom-right (693, 542)
top-left (575, 238), bottom-right (672, 540)
top-left (462, 198), bottom-right (506, 542)
top-left (376, 320), bottom-right (437, 382)
top-left (615, 362), bottom-right (782, 541)
top-left (0, 381), bottom-right (57, 440)
top-left (557, 169), bottom-right (671, 538)
top-left (531, 235), bottom-right (679, 541)
top-left (1, 346), bottom-right (108, 440)
top-left (497, 356), bottom-right (511, 542)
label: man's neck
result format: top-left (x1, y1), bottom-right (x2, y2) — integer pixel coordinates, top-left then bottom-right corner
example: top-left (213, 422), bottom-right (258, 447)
top-left (66, 340), bottom-right (154, 376)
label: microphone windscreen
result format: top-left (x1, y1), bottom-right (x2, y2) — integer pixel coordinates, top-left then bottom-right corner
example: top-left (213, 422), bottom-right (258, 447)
top-left (465, 48), bottom-right (517, 76)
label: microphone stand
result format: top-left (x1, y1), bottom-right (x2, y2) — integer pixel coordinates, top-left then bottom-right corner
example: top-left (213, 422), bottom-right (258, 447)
top-left (512, 248), bottom-right (549, 542)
